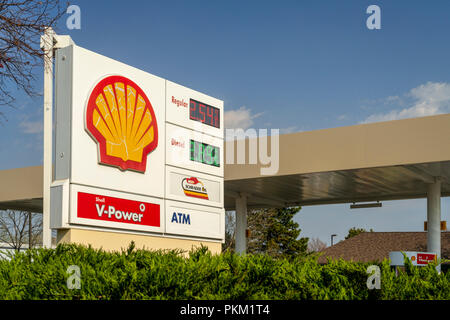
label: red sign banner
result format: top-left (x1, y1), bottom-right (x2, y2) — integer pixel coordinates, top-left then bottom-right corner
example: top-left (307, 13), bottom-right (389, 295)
top-left (416, 253), bottom-right (437, 265)
top-left (77, 192), bottom-right (160, 227)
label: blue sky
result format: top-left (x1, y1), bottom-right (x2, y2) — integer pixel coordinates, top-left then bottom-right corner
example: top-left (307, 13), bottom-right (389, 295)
top-left (1, 0), bottom-right (450, 245)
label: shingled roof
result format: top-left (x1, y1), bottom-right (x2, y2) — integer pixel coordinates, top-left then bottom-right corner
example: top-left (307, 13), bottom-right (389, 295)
top-left (317, 232), bottom-right (450, 264)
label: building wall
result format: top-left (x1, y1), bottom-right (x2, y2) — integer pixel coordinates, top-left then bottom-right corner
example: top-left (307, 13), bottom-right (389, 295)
top-left (56, 228), bottom-right (222, 255)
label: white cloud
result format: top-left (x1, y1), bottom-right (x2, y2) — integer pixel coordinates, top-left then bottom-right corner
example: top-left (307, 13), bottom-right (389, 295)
top-left (361, 82), bottom-right (450, 123)
top-left (384, 95), bottom-right (401, 104)
top-left (19, 119), bottom-right (43, 134)
top-left (224, 106), bottom-right (263, 129)
top-left (224, 107), bottom-right (301, 136)
top-left (279, 126), bottom-right (301, 134)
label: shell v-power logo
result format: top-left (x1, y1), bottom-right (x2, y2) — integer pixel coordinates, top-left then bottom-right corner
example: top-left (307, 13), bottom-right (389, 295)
top-left (85, 75), bottom-right (158, 173)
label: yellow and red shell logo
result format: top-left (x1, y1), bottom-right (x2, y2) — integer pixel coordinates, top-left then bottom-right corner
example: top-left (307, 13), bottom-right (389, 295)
top-left (85, 75), bottom-right (158, 173)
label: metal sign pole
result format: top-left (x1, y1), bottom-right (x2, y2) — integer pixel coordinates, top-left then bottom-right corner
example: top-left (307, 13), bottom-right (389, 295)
top-left (40, 27), bottom-right (55, 248)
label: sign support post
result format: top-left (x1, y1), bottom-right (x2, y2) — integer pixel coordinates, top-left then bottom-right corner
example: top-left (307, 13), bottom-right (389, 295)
top-left (40, 27), bottom-right (55, 248)
top-left (40, 29), bottom-right (74, 248)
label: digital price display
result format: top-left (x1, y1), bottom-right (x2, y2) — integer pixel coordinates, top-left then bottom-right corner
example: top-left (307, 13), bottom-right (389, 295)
top-left (189, 99), bottom-right (220, 128)
top-left (190, 140), bottom-right (220, 167)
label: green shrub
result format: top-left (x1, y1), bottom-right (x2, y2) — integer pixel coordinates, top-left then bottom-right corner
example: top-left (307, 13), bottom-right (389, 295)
top-left (0, 243), bottom-right (448, 300)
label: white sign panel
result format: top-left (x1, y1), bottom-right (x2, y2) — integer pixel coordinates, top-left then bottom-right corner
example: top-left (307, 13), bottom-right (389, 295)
top-left (52, 42), bottom-right (225, 243)
top-left (165, 200), bottom-right (224, 240)
top-left (165, 166), bottom-right (223, 208)
top-left (166, 80), bottom-right (223, 139)
top-left (166, 123), bottom-right (223, 177)
top-left (389, 251), bottom-right (437, 266)
top-left (55, 45), bottom-right (166, 198)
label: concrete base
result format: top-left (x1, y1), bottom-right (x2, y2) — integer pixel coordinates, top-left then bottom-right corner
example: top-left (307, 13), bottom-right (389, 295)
top-left (56, 228), bottom-right (222, 255)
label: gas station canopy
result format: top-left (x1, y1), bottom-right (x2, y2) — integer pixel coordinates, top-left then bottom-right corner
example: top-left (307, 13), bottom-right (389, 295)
top-left (224, 114), bottom-right (450, 209)
top-left (2, 114), bottom-right (450, 212)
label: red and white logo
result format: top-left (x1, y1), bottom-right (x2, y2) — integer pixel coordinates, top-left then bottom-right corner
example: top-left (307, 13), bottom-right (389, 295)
top-left (77, 192), bottom-right (160, 227)
top-left (182, 177), bottom-right (209, 200)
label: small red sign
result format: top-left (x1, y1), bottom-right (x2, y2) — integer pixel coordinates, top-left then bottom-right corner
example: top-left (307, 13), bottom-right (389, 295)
top-left (416, 253), bottom-right (436, 265)
top-left (77, 192), bottom-right (160, 227)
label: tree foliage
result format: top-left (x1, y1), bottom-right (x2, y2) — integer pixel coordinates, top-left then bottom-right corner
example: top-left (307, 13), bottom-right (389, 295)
top-left (345, 227), bottom-right (373, 240)
top-left (0, 243), bottom-right (449, 300)
top-left (247, 206), bottom-right (308, 258)
top-left (223, 207), bottom-right (308, 258)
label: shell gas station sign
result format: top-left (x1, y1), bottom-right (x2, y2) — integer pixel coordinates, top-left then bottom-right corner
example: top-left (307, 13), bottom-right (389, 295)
top-left (389, 251), bottom-right (437, 267)
top-left (50, 44), bottom-right (224, 244)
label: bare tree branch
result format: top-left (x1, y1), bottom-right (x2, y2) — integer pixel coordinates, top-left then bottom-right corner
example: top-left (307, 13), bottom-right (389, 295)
top-left (307, 237), bottom-right (327, 253)
top-left (222, 211), bottom-right (236, 252)
top-left (0, 0), bottom-right (67, 113)
top-left (0, 209), bottom-right (42, 251)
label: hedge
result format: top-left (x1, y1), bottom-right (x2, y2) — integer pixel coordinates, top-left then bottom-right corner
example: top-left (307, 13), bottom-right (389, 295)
top-left (0, 243), bottom-right (448, 300)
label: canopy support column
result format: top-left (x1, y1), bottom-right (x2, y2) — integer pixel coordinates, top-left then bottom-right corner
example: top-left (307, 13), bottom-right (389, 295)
top-left (235, 193), bottom-right (248, 254)
top-left (427, 177), bottom-right (441, 272)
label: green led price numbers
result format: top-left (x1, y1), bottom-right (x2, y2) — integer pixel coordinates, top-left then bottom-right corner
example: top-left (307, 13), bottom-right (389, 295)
top-left (190, 140), bottom-right (220, 167)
